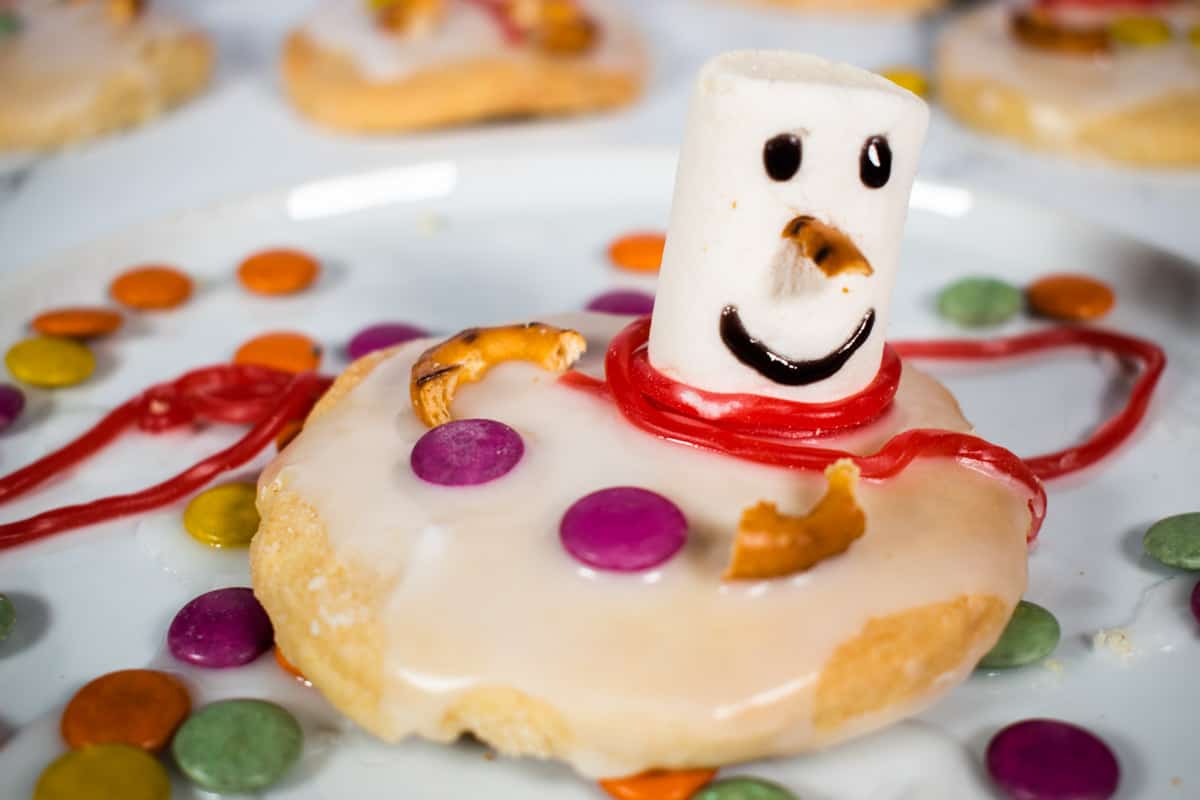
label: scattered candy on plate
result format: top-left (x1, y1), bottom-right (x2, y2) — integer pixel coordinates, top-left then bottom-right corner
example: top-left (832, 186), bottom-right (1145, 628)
top-left (693, 776), bottom-right (799, 800)
top-left (109, 265), bottom-right (194, 311)
top-left (599, 768), bottom-right (719, 800)
top-left (171, 698), bottom-right (303, 793)
top-left (60, 669), bottom-right (191, 751)
top-left (346, 322), bottom-right (427, 360)
top-left (1027, 273), bottom-right (1115, 322)
top-left (586, 289), bottom-right (656, 316)
top-left (238, 248), bottom-right (321, 296)
top-left (937, 276), bottom-right (1023, 327)
top-left (5, 336), bottom-right (96, 388)
top-left (978, 600), bottom-right (1061, 669)
top-left (0, 383), bottom-right (25, 432)
top-left (1143, 513), bottom-right (1200, 570)
top-left (234, 331), bottom-right (322, 374)
top-left (183, 483), bottom-right (261, 548)
top-left (608, 232), bottom-right (666, 273)
top-left (986, 719), bottom-right (1120, 800)
top-left (0, 593), bottom-right (13, 640)
top-left (34, 744), bottom-right (171, 800)
top-left (31, 307), bottom-right (123, 339)
top-left (167, 587), bottom-right (274, 669)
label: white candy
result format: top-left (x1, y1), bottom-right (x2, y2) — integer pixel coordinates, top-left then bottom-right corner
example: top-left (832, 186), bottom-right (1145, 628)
top-left (649, 51), bottom-right (930, 403)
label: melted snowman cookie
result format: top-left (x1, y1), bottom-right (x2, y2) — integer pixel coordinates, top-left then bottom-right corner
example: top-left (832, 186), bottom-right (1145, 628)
top-left (281, 0), bottom-right (645, 133)
top-left (251, 52), bottom-right (1038, 778)
top-left (0, 0), bottom-right (213, 151)
top-left (937, 0), bottom-right (1200, 166)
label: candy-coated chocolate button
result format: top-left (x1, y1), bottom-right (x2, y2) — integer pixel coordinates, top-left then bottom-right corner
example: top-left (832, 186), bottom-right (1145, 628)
top-left (172, 699), bottom-right (303, 793)
top-left (978, 600), bottom-right (1060, 669)
top-left (5, 337), bottom-right (96, 388)
top-left (0, 10), bottom-right (21, 37)
top-left (1143, 513), bottom-right (1200, 570)
top-left (693, 776), bottom-right (798, 800)
top-left (1190, 23), bottom-right (1200, 48)
top-left (34, 744), bottom-right (170, 800)
top-left (183, 483), bottom-right (260, 548)
top-left (586, 290), bottom-right (655, 316)
top-left (32, 307), bottom-right (123, 339)
top-left (234, 332), bottom-right (322, 374)
top-left (0, 593), bottom-right (13, 640)
top-left (600, 768), bottom-right (719, 800)
top-left (167, 587), bottom-right (273, 668)
top-left (1027, 274), bottom-right (1114, 322)
top-left (110, 265), bottom-right (193, 310)
top-left (560, 487), bottom-right (687, 572)
top-left (346, 322), bottom-right (427, 360)
top-left (1109, 15), bottom-right (1172, 46)
top-left (238, 248), bottom-right (320, 295)
top-left (274, 646), bottom-right (311, 685)
top-left (411, 419), bottom-right (525, 486)
top-left (937, 277), bottom-right (1022, 327)
top-left (609, 232), bottom-right (666, 273)
top-left (879, 66), bottom-right (930, 98)
top-left (1191, 580), bottom-right (1200, 627)
top-left (0, 383), bottom-right (25, 432)
top-left (61, 669), bottom-right (191, 751)
top-left (987, 719), bottom-right (1119, 800)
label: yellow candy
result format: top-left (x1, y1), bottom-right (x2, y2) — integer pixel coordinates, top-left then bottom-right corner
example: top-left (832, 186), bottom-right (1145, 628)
top-left (1109, 16), bottom-right (1173, 47)
top-left (879, 67), bottom-right (930, 99)
top-left (34, 744), bottom-right (170, 800)
top-left (1189, 23), bottom-right (1200, 48)
top-left (5, 336), bottom-right (96, 388)
top-left (183, 483), bottom-right (261, 548)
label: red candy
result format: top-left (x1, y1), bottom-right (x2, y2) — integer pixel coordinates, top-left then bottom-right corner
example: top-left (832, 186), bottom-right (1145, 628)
top-left (987, 719), bottom-right (1120, 800)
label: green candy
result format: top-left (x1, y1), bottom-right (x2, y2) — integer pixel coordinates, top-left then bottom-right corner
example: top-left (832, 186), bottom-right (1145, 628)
top-left (937, 277), bottom-right (1022, 327)
top-left (0, 11), bottom-right (21, 37)
top-left (0, 593), bottom-right (13, 641)
top-left (172, 699), bottom-right (302, 793)
top-left (978, 600), bottom-right (1060, 669)
top-left (1144, 513), bottom-right (1200, 570)
top-left (694, 776), bottom-right (798, 800)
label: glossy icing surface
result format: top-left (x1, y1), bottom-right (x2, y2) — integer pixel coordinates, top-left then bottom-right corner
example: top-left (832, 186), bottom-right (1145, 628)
top-left (939, 2), bottom-right (1200, 122)
top-left (0, 0), bottom-right (191, 119)
top-left (262, 312), bottom-right (1031, 777)
top-left (301, 0), bottom-right (644, 80)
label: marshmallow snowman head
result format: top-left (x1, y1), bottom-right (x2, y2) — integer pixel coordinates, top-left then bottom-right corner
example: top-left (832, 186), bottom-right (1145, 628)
top-left (647, 51), bottom-right (930, 403)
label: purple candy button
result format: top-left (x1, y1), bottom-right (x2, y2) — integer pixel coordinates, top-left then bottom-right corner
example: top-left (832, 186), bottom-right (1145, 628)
top-left (987, 719), bottom-right (1120, 800)
top-left (346, 323), bottom-right (427, 360)
top-left (411, 419), bottom-right (524, 486)
top-left (167, 587), bottom-right (274, 669)
top-left (560, 487), bottom-right (687, 572)
top-left (1192, 580), bottom-right (1200, 627)
top-left (0, 384), bottom-right (24, 433)
top-left (585, 290), bottom-right (655, 316)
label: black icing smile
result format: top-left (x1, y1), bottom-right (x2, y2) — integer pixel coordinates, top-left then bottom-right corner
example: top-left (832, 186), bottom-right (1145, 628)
top-left (719, 305), bottom-right (876, 386)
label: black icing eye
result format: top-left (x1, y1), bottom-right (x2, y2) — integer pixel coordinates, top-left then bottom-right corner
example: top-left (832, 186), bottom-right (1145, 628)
top-left (763, 133), bottom-right (802, 182)
top-left (860, 135), bottom-right (892, 189)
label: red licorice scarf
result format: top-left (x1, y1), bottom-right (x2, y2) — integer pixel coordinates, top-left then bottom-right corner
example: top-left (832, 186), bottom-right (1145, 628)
top-left (563, 318), bottom-right (1168, 544)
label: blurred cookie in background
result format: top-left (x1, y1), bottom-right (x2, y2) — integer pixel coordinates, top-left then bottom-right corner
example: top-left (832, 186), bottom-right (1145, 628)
top-left (282, 0), bottom-right (645, 134)
top-left (0, 0), bottom-right (213, 152)
top-left (937, 0), bottom-right (1200, 166)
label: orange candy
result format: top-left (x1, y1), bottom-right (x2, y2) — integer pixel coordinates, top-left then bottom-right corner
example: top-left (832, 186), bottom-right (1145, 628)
top-left (110, 265), bottom-right (193, 310)
top-left (31, 307), bottom-right (124, 339)
top-left (60, 669), bottom-right (191, 752)
top-left (599, 768), bottom-right (719, 800)
top-left (234, 332), bottom-right (322, 374)
top-left (238, 248), bottom-right (321, 296)
top-left (274, 646), bottom-right (310, 685)
top-left (1027, 273), bottom-right (1115, 321)
top-left (609, 232), bottom-right (666, 273)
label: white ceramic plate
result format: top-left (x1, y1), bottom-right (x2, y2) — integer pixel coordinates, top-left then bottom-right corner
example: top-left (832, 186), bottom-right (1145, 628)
top-left (0, 149), bottom-right (1198, 799)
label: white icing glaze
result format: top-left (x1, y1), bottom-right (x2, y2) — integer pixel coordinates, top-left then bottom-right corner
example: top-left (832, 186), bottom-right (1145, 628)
top-left (263, 311), bottom-right (1031, 778)
top-left (648, 52), bottom-right (930, 404)
top-left (938, 2), bottom-right (1200, 129)
top-left (0, 0), bottom-right (195, 125)
top-left (300, 0), bottom-right (644, 81)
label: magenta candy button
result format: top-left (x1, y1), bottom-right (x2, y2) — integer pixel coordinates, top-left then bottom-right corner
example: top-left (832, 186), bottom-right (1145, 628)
top-left (986, 719), bottom-right (1119, 800)
top-left (411, 419), bottom-right (524, 486)
top-left (585, 290), bottom-right (655, 316)
top-left (167, 587), bottom-right (274, 669)
top-left (346, 323), bottom-right (426, 360)
top-left (1192, 580), bottom-right (1200, 627)
top-left (560, 487), bottom-right (687, 572)
top-left (0, 384), bottom-right (24, 433)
